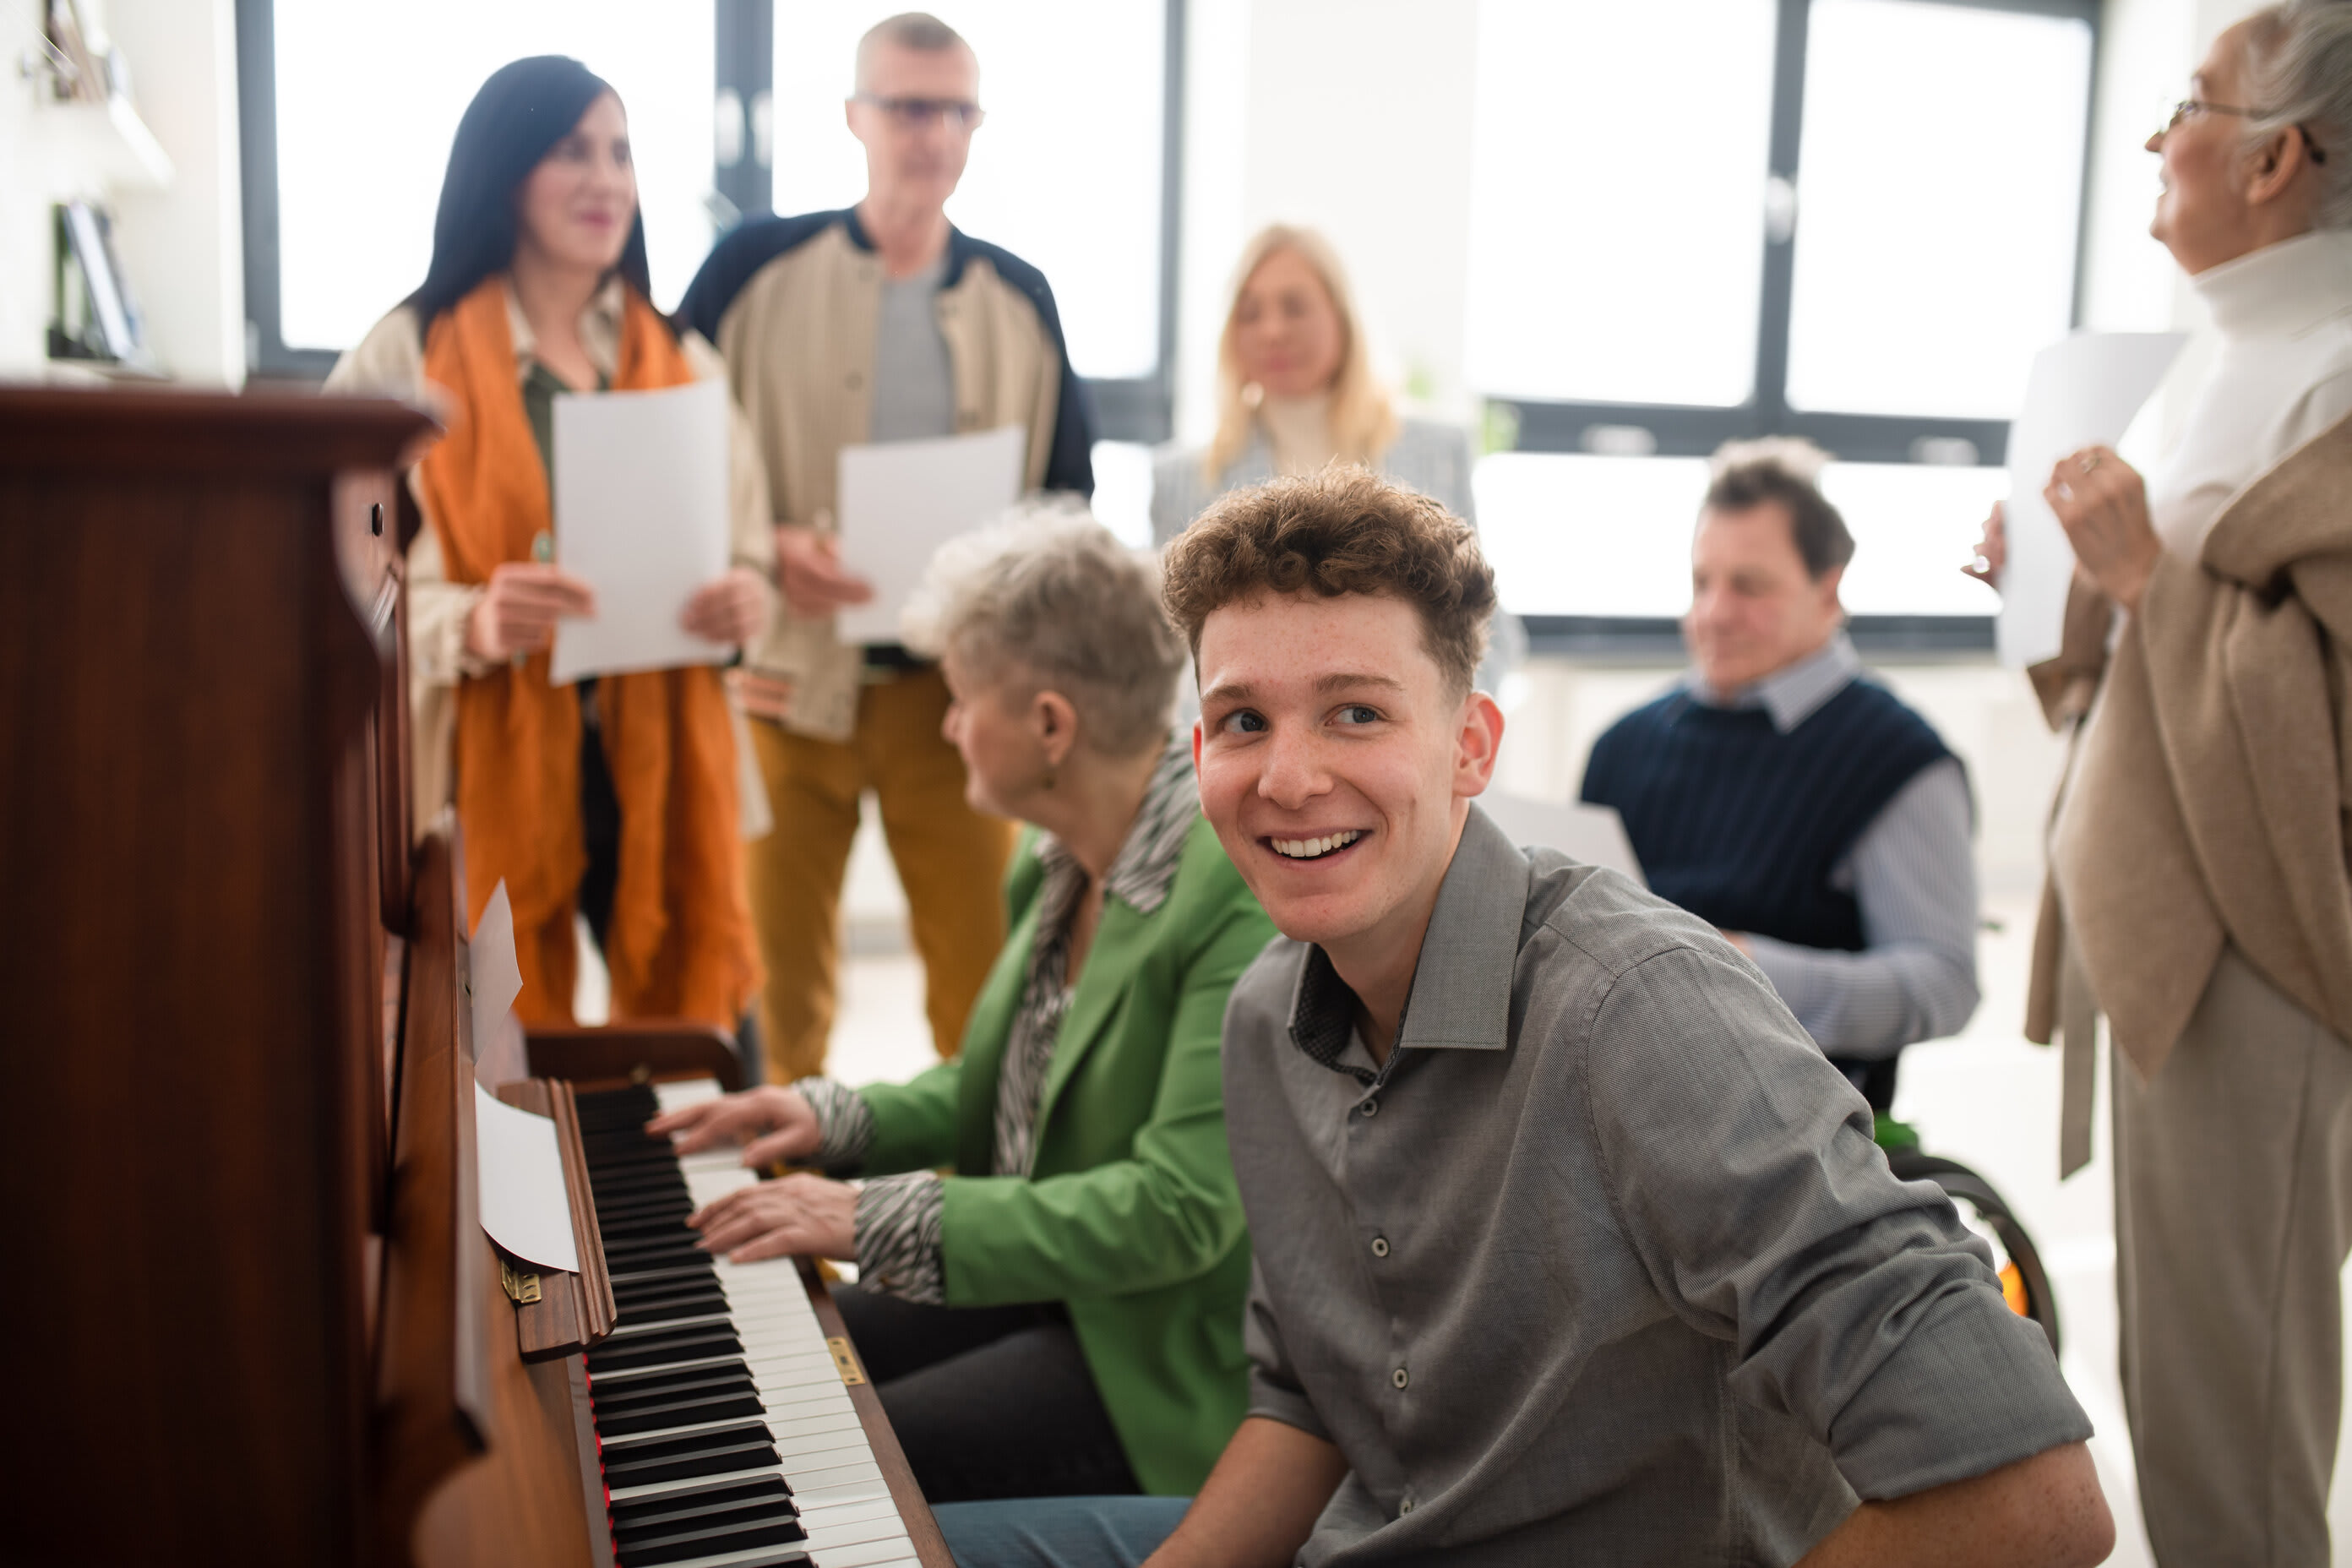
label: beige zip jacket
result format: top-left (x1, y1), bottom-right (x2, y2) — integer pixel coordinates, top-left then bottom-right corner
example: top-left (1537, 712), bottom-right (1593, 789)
top-left (676, 210), bottom-right (1095, 743)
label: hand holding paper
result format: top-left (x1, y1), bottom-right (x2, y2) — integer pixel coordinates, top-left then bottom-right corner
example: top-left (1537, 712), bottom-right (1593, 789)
top-left (833, 426), bottom-right (1026, 645)
top-left (550, 377), bottom-right (732, 685)
top-left (1996, 331), bottom-right (2186, 667)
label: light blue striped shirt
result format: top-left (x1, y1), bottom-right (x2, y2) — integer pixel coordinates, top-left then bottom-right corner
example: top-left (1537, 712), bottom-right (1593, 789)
top-left (1682, 634), bottom-right (1980, 1059)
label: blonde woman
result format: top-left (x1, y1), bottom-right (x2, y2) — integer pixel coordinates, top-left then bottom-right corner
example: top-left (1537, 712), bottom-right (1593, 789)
top-left (1149, 223), bottom-right (1476, 547)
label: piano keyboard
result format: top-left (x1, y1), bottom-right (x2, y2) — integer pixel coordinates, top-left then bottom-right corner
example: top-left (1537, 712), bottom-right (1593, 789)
top-left (576, 1080), bottom-right (923, 1568)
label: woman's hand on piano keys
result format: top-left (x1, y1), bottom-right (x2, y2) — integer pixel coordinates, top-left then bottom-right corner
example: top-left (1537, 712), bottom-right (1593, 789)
top-left (646, 1085), bottom-right (820, 1168)
top-left (688, 1173), bottom-right (858, 1263)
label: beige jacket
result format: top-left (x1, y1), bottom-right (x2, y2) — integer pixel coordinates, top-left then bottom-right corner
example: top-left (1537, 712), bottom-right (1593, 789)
top-left (689, 216), bottom-right (1078, 742)
top-left (325, 280), bottom-right (777, 835)
top-left (2027, 411), bottom-right (2352, 1077)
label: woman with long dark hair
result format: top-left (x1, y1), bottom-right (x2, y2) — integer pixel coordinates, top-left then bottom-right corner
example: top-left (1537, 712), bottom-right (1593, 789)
top-left (329, 56), bottom-right (771, 1030)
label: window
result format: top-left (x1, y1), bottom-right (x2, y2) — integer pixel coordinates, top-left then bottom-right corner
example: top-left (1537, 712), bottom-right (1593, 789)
top-left (771, 1), bottom-right (1167, 383)
top-left (237, 0), bottom-right (1184, 442)
top-left (253, 1), bottom-right (715, 360)
top-left (1465, 0), bottom-right (2094, 645)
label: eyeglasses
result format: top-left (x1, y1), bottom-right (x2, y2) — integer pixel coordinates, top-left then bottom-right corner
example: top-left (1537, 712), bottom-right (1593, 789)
top-left (2157, 98), bottom-right (2327, 162)
top-left (854, 95), bottom-right (985, 132)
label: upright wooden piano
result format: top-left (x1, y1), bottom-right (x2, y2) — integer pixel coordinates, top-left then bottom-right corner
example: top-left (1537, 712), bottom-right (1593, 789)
top-left (0, 387), bottom-right (951, 1567)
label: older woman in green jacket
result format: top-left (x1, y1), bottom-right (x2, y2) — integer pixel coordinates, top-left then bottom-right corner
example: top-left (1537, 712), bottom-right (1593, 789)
top-left (649, 506), bottom-right (1272, 1505)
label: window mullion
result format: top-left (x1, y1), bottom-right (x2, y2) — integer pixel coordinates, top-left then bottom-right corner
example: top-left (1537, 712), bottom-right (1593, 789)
top-left (714, 0), bottom-right (773, 223)
top-left (1753, 0), bottom-right (1812, 432)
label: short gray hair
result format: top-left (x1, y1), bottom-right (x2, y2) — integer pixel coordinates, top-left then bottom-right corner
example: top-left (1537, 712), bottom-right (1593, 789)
top-left (903, 500), bottom-right (1185, 759)
top-left (2242, 0), bottom-right (2352, 229)
top-left (856, 13), bottom-right (973, 90)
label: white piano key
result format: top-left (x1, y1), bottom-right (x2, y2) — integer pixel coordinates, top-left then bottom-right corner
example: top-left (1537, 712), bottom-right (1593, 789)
top-left (789, 1475), bottom-right (895, 1510)
top-left (779, 1458), bottom-right (884, 1493)
top-left (803, 1529), bottom-right (921, 1565)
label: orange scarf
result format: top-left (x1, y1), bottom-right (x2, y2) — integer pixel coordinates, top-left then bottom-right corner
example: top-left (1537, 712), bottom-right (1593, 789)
top-left (416, 275), bottom-right (760, 1028)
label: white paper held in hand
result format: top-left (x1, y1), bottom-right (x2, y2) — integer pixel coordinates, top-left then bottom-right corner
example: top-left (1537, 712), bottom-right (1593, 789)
top-left (833, 425), bottom-right (1027, 645)
top-left (474, 1082), bottom-right (580, 1274)
top-left (469, 879), bottom-right (528, 1089)
top-left (550, 377), bottom-right (732, 685)
top-left (1997, 332), bottom-right (2186, 668)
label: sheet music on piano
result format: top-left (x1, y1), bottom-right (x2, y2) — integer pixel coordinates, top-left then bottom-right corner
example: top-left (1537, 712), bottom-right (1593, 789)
top-left (577, 1078), bottom-right (928, 1568)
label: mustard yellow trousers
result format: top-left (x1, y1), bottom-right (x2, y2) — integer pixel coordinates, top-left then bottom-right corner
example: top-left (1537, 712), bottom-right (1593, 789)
top-left (745, 667), bottom-right (1015, 1084)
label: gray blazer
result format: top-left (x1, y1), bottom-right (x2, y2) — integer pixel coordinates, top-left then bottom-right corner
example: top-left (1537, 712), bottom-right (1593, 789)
top-left (1148, 416), bottom-right (1478, 547)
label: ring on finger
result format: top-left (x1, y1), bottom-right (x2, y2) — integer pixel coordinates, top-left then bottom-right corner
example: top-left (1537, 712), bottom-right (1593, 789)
top-left (2077, 453), bottom-right (2101, 473)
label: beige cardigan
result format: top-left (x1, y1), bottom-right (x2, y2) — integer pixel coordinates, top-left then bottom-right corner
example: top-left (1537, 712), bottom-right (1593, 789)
top-left (326, 282), bottom-right (777, 836)
top-left (2028, 411), bottom-right (2352, 1080)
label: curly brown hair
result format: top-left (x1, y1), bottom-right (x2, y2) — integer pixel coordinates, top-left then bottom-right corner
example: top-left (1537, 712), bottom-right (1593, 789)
top-left (1161, 465), bottom-right (1496, 699)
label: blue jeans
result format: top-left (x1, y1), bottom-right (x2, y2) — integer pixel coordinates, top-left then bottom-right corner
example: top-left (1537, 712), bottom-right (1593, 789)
top-left (934, 1496), bottom-right (1190, 1568)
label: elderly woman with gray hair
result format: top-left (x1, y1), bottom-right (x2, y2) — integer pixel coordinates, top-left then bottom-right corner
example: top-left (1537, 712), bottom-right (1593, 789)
top-left (1971, 2), bottom-right (2352, 1560)
top-left (645, 507), bottom-right (1273, 1512)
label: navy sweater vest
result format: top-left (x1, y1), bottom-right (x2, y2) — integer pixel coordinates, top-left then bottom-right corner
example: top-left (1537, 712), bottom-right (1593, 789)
top-left (1581, 679), bottom-right (1954, 953)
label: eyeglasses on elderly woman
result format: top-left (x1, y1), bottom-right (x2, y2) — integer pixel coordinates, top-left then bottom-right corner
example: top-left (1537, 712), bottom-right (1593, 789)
top-left (2157, 97), bottom-right (2328, 162)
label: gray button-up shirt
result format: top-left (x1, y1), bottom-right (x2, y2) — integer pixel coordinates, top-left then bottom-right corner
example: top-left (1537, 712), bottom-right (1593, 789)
top-left (1222, 805), bottom-right (2088, 1566)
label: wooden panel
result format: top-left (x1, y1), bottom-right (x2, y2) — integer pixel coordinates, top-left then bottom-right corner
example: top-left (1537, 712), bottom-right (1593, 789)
top-left (801, 1260), bottom-right (958, 1568)
top-left (0, 384), bottom-right (435, 475)
top-left (495, 1078), bottom-right (617, 1361)
top-left (0, 457), bottom-right (380, 1562)
top-left (526, 1021), bottom-right (745, 1092)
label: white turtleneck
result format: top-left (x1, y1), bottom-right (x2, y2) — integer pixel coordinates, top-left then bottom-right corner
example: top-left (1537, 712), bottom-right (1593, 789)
top-left (1257, 391), bottom-right (1338, 476)
top-left (2152, 227), bottom-right (2352, 556)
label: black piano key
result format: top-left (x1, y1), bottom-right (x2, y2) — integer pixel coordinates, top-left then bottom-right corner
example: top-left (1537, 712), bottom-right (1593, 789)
top-left (608, 1476), bottom-right (795, 1529)
top-left (602, 1437), bottom-right (781, 1489)
top-left (614, 1515), bottom-right (807, 1566)
top-left (594, 1389), bottom-right (767, 1437)
top-left (591, 1364), bottom-right (755, 1404)
top-left (594, 1373), bottom-right (760, 1417)
top-left (589, 1327), bottom-right (742, 1373)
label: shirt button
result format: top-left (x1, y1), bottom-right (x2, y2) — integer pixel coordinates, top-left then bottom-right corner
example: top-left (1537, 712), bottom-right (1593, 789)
top-left (1391, 1366), bottom-right (1409, 1390)
top-left (1360, 1097), bottom-right (1380, 1118)
top-left (1370, 1236), bottom-right (1390, 1258)
top-left (1399, 1497), bottom-right (1415, 1516)
top-left (845, 371), bottom-right (863, 390)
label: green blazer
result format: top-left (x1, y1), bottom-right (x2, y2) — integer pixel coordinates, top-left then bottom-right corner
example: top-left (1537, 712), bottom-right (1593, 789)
top-left (852, 814), bottom-right (1275, 1495)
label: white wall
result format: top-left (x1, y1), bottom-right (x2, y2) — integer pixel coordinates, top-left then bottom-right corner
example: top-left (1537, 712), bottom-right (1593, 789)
top-left (104, 0), bottom-right (245, 385)
top-left (0, 0), bottom-right (244, 384)
top-left (2, 0), bottom-right (57, 374)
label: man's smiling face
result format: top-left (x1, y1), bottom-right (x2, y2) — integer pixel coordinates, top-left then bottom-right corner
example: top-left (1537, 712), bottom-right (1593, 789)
top-left (1193, 590), bottom-right (1500, 967)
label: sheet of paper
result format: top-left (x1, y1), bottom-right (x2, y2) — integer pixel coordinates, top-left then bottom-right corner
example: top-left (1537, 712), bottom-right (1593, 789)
top-left (1478, 794), bottom-right (1647, 886)
top-left (550, 377), bottom-right (732, 685)
top-left (1997, 331), bottom-right (2187, 668)
top-left (474, 1083), bottom-right (580, 1274)
top-left (469, 879), bottom-right (527, 1089)
top-left (833, 425), bottom-right (1026, 645)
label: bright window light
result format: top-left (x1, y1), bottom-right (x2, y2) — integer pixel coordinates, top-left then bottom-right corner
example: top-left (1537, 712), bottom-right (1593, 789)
top-left (770, 3), bottom-right (1165, 381)
top-left (1465, 0), bottom-right (1777, 407)
top-left (1475, 454), bottom-right (2004, 618)
top-left (274, 3), bottom-right (715, 350)
top-left (1089, 440), bottom-right (1154, 550)
top-left (1821, 462), bottom-right (2007, 615)
top-left (1785, 0), bottom-right (2091, 417)
top-left (1474, 454), bottom-right (1711, 618)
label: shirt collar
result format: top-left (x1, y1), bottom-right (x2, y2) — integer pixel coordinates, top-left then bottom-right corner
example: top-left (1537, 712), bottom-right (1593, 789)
top-left (501, 275), bottom-right (625, 384)
top-left (842, 206), bottom-right (975, 291)
top-left (2192, 227), bottom-right (2352, 343)
top-left (1032, 735), bottom-right (1198, 917)
top-left (1683, 630), bottom-right (1859, 733)
top-left (1285, 803), bottom-right (1530, 1072)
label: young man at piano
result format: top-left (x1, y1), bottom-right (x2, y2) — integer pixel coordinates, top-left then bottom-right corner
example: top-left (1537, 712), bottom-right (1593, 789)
top-left (946, 467), bottom-right (2116, 1567)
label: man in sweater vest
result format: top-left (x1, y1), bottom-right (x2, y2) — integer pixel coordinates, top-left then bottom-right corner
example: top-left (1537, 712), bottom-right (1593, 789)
top-left (1582, 444), bottom-right (1979, 1113)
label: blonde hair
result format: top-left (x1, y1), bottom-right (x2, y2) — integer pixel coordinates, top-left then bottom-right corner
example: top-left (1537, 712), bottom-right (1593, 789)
top-left (1205, 225), bottom-right (1400, 481)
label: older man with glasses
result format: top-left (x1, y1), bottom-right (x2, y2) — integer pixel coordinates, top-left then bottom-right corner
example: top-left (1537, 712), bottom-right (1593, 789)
top-left (679, 12), bottom-right (1096, 1089)
top-left (1973, 2), bottom-right (2352, 1560)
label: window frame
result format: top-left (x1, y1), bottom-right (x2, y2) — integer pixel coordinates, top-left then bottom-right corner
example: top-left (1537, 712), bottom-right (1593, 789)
top-left (231, 0), bottom-right (1187, 444)
top-left (1491, 0), bottom-right (2099, 655)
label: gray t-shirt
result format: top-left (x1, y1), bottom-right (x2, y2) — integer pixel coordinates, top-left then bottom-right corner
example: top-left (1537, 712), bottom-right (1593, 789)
top-left (868, 251), bottom-right (955, 444)
top-left (1222, 803), bottom-right (2090, 1565)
